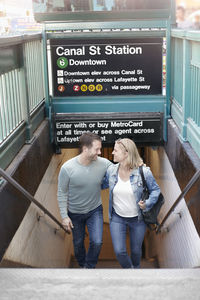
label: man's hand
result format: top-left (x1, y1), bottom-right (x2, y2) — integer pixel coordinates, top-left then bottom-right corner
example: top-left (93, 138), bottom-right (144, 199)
top-left (62, 217), bottom-right (74, 234)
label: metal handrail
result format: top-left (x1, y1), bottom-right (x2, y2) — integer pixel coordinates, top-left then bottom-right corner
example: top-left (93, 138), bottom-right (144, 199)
top-left (1, 167), bottom-right (199, 236)
top-left (0, 168), bottom-right (69, 235)
top-left (156, 169), bottom-right (200, 233)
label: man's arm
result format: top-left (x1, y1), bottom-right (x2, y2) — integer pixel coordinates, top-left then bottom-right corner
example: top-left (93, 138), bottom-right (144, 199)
top-left (101, 158), bottom-right (112, 190)
top-left (57, 166), bottom-right (74, 233)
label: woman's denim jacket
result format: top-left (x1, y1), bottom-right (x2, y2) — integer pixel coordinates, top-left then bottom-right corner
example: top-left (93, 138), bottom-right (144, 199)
top-left (102, 163), bottom-right (160, 222)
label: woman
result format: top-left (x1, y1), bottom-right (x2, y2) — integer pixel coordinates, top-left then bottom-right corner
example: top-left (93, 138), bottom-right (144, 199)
top-left (103, 138), bottom-right (160, 268)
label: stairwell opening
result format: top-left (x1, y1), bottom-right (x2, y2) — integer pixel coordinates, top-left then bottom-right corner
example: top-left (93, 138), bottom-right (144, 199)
top-left (70, 146), bottom-right (159, 269)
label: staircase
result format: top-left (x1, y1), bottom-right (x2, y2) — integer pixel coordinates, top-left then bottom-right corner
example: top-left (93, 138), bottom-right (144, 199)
top-left (70, 257), bottom-right (158, 268)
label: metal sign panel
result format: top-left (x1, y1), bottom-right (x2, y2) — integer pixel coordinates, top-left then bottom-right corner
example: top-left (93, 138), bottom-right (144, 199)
top-left (33, 0), bottom-right (171, 13)
top-left (50, 38), bottom-right (163, 97)
top-left (0, 45), bottom-right (22, 75)
top-left (32, 0), bottom-right (172, 22)
top-left (54, 113), bottom-right (163, 147)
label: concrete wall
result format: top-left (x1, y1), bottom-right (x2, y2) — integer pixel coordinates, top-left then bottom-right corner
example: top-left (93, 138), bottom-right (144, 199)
top-left (1, 150), bottom-right (74, 268)
top-left (0, 120), bottom-right (53, 262)
top-left (144, 134), bottom-right (200, 268)
top-left (165, 119), bottom-right (200, 236)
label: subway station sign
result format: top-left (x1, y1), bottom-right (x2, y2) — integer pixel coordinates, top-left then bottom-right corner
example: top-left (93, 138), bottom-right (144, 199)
top-left (55, 113), bottom-right (163, 147)
top-left (50, 38), bottom-right (163, 97)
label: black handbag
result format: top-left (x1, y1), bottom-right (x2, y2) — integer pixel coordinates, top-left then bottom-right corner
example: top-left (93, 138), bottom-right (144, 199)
top-left (139, 166), bottom-right (165, 229)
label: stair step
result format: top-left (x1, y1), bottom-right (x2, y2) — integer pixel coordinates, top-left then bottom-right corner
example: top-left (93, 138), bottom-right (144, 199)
top-left (0, 268), bottom-right (200, 300)
top-left (69, 257), bottom-right (158, 268)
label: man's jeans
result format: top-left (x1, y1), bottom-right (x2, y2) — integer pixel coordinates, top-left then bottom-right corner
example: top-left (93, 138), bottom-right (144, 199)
top-left (68, 205), bottom-right (103, 268)
top-left (110, 209), bottom-right (146, 268)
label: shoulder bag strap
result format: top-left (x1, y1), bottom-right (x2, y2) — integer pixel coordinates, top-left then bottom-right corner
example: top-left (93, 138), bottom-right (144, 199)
top-left (139, 165), bottom-right (148, 190)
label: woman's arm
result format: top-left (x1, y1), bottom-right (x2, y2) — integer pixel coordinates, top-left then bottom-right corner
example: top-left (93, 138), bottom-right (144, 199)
top-left (142, 167), bottom-right (160, 211)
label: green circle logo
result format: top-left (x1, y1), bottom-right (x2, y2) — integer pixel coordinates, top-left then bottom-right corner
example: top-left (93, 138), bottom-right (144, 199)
top-left (57, 57), bottom-right (68, 69)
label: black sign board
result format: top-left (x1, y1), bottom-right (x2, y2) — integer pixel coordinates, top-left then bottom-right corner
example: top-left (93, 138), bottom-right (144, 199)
top-left (50, 38), bottom-right (163, 97)
top-left (54, 113), bottom-right (163, 147)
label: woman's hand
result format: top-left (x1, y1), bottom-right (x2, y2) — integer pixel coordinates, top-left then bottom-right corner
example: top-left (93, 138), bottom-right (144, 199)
top-left (138, 200), bottom-right (146, 210)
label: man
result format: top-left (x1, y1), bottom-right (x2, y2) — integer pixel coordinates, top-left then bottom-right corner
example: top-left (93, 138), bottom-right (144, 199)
top-left (57, 132), bottom-right (111, 268)
top-left (176, 6), bottom-right (193, 29)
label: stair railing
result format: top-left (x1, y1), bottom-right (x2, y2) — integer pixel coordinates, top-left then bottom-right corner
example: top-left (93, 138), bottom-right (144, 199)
top-left (1, 167), bottom-right (199, 236)
top-left (0, 167), bottom-right (70, 235)
top-left (156, 169), bottom-right (200, 233)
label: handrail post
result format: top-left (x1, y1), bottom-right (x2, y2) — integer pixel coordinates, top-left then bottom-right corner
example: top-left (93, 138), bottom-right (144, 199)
top-left (21, 42), bottom-right (33, 143)
top-left (180, 38), bottom-right (191, 141)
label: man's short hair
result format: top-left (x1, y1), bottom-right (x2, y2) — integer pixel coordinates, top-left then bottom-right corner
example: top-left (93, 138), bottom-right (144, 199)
top-left (177, 5), bottom-right (185, 13)
top-left (79, 132), bottom-right (102, 152)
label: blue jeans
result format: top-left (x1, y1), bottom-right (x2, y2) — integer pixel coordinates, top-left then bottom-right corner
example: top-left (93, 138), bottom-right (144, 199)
top-left (68, 205), bottom-right (103, 268)
top-left (110, 209), bottom-right (146, 268)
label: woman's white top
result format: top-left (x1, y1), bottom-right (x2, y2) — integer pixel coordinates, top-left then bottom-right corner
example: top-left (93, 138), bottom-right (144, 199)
top-left (113, 175), bottom-right (138, 217)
